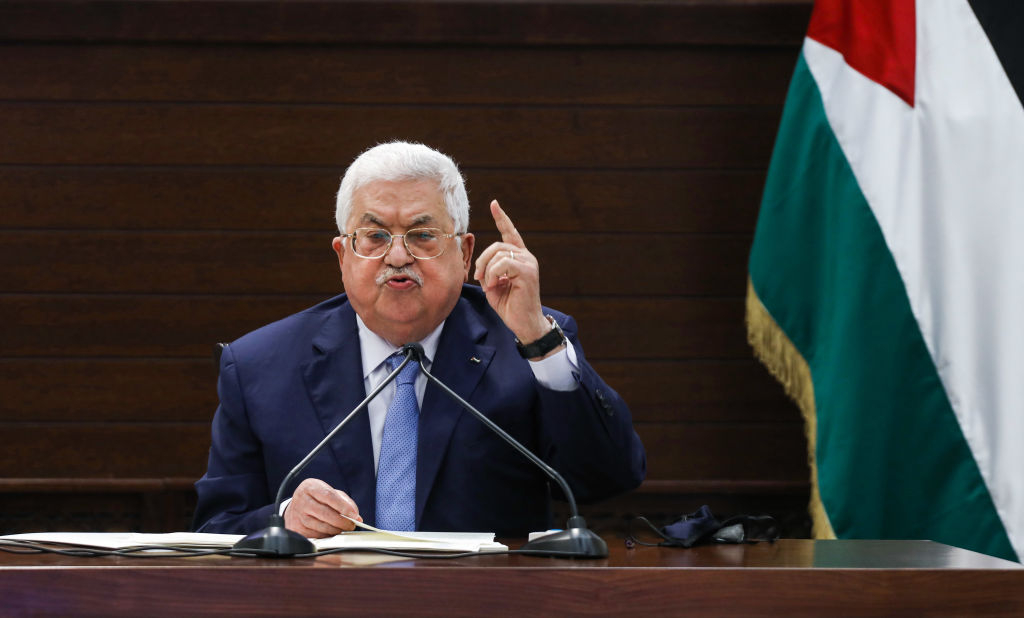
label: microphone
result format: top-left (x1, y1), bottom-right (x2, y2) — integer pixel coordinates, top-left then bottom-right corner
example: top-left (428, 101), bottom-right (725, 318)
top-left (403, 343), bottom-right (608, 559)
top-left (232, 345), bottom-right (420, 557)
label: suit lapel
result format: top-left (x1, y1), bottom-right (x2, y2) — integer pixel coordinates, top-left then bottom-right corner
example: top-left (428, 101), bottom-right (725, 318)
top-left (416, 298), bottom-right (495, 525)
top-left (300, 302), bottom-right (377, 525)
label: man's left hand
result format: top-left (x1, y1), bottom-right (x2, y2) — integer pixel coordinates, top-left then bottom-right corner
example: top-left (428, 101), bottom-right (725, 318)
top-left (474, 200), bottom-right (552, 347)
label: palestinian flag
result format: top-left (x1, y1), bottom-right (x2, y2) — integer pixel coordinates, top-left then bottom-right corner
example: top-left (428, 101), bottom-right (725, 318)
top-left (747, 0), bottom-right (1023, 561)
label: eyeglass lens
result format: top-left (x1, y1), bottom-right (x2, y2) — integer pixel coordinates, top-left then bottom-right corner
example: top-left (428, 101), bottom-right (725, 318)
top-left (352, 228), bottom-right (445, 258)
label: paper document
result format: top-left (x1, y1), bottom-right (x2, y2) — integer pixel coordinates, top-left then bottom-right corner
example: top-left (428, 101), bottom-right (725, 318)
top-left (0, 529), bottom-right (506, 554)
top-left (323, 514), bottom-right (506, 552)
top-left (0, 532), bottom-right (242, 550)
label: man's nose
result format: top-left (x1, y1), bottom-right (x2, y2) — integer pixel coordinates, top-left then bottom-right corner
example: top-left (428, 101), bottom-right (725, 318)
top-left (383, 236), bottom-right (415, 266)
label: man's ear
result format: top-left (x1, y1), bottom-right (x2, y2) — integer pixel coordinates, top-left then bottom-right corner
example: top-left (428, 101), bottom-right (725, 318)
top-left (459, 233), bottom-right (475, 282)
top-left (332, 237), bottom-right (345, 270)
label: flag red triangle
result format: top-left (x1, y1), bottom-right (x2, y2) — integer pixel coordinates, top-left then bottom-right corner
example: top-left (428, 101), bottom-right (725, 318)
top-left (807, 0), bottom-right (917, 106)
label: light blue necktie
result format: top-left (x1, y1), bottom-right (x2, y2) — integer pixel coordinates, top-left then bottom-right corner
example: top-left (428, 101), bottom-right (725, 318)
top-left (375, 353), bottom-right (420, 531)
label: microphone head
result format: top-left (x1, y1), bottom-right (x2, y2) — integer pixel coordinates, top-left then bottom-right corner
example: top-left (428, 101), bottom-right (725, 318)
top-left (402, 342), bottom-right (425, 360)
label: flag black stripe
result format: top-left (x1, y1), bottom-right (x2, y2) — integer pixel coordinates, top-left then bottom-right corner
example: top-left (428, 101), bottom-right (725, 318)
top-left (967, 0), bottom-right (1024, 108)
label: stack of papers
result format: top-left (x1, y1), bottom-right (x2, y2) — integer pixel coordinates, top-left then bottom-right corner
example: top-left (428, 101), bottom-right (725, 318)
top-left (0, 529), bottom-right (506, 554)
top-left (317, 530), bottom-right (505, 553)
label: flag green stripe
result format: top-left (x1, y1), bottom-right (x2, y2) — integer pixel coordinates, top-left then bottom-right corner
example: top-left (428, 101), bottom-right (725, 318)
top-left (749, 53), bottom-right (1015, 560)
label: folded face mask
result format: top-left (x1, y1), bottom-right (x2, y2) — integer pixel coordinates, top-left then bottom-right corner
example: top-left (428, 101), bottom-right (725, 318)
top-left (629, 505), bottom-right (779, 548)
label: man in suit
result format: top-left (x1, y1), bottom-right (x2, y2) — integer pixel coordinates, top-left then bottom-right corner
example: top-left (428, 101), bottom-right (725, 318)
top-left (193, 141), bottom-right (646, 537)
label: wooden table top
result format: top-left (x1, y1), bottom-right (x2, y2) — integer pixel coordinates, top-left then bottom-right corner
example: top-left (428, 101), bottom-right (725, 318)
top-left (0, 537), bottom-right (1018, 569)
top-left (2, 538), bottom-right (1022, 617)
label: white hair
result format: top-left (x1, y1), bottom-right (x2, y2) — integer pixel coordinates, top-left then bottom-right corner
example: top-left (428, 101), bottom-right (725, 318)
top-left (335, 141), bottom-right (470, 236)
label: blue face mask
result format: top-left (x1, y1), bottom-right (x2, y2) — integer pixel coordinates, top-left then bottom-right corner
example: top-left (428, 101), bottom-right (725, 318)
top-left (628, 505), bottom-right (779, 549)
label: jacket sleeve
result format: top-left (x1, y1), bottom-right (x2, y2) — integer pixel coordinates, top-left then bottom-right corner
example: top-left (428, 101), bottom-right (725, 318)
top-left (192, 344), bottom-right (277, 533)
top-left (533, 312), bottom-right (647, 503)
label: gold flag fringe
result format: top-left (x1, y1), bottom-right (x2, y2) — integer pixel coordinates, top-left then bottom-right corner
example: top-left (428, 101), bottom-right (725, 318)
top-left (746, 278), bottom-right (836, 540)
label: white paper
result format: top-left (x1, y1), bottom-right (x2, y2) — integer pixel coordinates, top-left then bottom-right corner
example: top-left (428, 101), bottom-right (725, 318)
top-left (315, 530), bottom-right (506, 553)
top-left (0, 530), bottom-right (506, 553)
top-left (0, 531), bottom-right (242, 550)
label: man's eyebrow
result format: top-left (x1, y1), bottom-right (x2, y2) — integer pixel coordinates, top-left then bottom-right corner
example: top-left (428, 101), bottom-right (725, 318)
top-left (360, 213), bottom-right (386, 226)
top-left (358, 212), bottom-right (436, 228)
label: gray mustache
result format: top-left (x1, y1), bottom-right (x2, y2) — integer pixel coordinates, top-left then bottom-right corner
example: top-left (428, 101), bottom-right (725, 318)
top-left (376, 266), bottom-right (424, 287)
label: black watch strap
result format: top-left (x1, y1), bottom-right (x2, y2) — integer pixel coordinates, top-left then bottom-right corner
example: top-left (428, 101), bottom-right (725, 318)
top-left (516, 315), bottom-right (565, 359)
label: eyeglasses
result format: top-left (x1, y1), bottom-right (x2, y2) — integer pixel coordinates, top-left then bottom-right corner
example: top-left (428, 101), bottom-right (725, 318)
top-left (340, 227), bottom-right (463, 260)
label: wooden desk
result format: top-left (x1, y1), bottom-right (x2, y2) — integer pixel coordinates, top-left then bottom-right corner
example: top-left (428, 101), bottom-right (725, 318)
top-left (1, 539), bottom-right (1021, 616)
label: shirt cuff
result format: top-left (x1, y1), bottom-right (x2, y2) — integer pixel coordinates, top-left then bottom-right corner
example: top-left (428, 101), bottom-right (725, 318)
top-left (279, 497), bottom-right (292, 517)
top-left (528, 340), bottom-right (580, 391)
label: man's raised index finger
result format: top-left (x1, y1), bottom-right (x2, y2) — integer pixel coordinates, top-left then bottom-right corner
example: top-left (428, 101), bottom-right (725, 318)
top-left (490, 199), bottom-right (525, 248)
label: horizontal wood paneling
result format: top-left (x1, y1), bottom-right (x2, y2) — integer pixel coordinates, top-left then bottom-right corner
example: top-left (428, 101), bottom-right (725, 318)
top-left (0, 478), bottom-right (197, 492)
top-left (0, 359), bottom-right (793, 424)
top-left (592, 361), bottom-right (798, 423)
top-left (1, 231), bottom-right (751, 297)
top-left (0, 295), bottom-right (753, 360)
top-left (0, 486), bottom-right (808, 535)
top-left (0, 490), bottom-right (198, 534)
top-left (0, 424), bottom-right (212, 478)
top-left (0, 104), bottom-right (781, 168)
top-left (2, 232), bottom-right (344, 295)
top-left (0, 295), bottom-right (325, 358)
top-left (0, 45), bottom-right (797, 106)
top-left (635, 422), bottom-right (808, 482)
top-left (0, 168), bottom-right (768, 234)
top-left (0, 0), bottom-right (811, 533)
top-left (0, 422), bottom-right (806, 483)
top-left (0, 359), bottom-right (219, 423)
top-left (0, 1), bottom-right (812, 45)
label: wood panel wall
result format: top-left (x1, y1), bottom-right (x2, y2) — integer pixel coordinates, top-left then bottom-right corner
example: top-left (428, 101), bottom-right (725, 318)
top-left (0, 0), bottom-right (814, 535)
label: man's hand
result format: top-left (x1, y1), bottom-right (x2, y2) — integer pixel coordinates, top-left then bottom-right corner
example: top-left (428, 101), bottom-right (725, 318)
top-left (284, 478), bottom-right (362, 538)
top-left (473, 200), bottom-right (552, 347)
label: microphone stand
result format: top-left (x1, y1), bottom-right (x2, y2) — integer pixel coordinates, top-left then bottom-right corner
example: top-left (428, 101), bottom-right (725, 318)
top-left (232, 347), bottom-right (418, 557)
top-left (411, 344), bottom-right (608, 559)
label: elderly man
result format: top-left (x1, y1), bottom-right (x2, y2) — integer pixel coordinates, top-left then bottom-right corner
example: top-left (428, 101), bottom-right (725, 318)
top-left (193, 142), bottom-right (645, 537)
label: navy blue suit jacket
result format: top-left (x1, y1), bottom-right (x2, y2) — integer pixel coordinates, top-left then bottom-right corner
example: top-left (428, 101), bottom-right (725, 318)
top-left (193, 285), bottom-right (645, 536)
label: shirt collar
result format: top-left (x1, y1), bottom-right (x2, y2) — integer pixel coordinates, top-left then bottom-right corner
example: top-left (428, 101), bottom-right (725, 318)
top-left (355, 315), bottom-right (444, 380)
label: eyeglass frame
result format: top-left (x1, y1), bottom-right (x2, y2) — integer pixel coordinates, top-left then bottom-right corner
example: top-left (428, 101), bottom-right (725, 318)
top-left (338, 227), bottom-right (465, 260)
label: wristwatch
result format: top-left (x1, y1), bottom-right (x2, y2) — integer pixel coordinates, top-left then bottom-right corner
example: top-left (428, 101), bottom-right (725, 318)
top-left (516, 315), bottom-right (566, 359)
